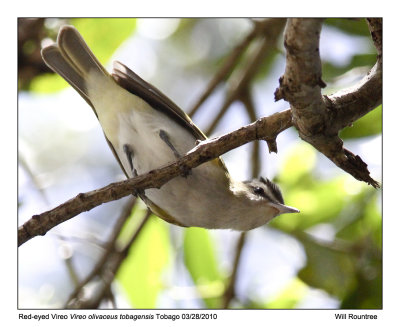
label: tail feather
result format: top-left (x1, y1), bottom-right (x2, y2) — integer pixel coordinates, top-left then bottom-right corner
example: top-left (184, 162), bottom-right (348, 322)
top-left (56, 26), bottom-right (109, 78)
top-left (41, 25), bottom-right (109, 110)
top-left (42, 44), bottom-right (92, 106)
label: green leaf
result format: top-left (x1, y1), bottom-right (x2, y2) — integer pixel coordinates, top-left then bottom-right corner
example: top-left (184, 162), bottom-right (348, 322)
top-left (116, 203), bottom-right (147, 247)
top-left (341, 269), bottom-right (382, 309)
top-left (272, 144), bottom-right (355, 232)
top-left (325, 18), bottom-right (371, 36)
top-left (272, 142), bottom-right (380, 233)
top-left (266, 278), bottom-right (308, 309)
top-left (296, 233), bottom-right (356, 299)
top-left (336, 189), bottom-right (382, 309)
top-left (272, 178), bottom-right (348, 232)
top-left (340, 105), bottom-right (382, 139)
top-left (183, 228), bottom-right (224, 308)
top-left (70, 18), bottom-right (136, 64)
top-left (116, 216), bottom-right (170, 308)
top-left (323, 54), bottom-right (376, 81)
top-left (335, 189), bottom-right (382, 250)
top-left (279, 143), bottom-right (317, 187)
top-left (29, 73), bottom-right (69, 93)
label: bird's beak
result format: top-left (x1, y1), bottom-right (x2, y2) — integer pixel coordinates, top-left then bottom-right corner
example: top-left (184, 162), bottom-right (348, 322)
top-left (270, 203), bottom-right (300, 214)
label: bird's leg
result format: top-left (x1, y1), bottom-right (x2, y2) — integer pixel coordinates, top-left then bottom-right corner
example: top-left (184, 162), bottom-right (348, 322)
top-left (123, 144), bottom-right (144, 197)
top-left (159, 129), bottom-right (191, 177)
top-left (159, 130), bottom-right (181, 159)
top-left (123, 144), bottom-right (138, 176)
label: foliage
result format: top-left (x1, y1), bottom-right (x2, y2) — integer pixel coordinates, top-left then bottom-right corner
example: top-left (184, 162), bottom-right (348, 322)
top-left (117, 215), bottom-right (171, 308)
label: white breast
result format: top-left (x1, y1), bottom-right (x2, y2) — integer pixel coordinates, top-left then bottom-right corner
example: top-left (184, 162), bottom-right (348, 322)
top-left (115, 105), bottom-right (196, 175)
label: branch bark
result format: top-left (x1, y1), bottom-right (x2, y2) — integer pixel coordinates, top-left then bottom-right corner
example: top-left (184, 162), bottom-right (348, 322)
top-left (275, 18), bottom-right (381, 188)
top-left (18, 109), bottom-right (293, 247)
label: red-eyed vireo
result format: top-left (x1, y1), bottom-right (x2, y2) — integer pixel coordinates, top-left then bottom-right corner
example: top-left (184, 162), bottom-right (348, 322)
top-left (41, 25), bottom-right (299, 231)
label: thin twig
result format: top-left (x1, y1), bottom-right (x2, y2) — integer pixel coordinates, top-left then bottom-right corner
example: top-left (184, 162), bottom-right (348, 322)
top-left (188, 18), bottom-right (286, 118)
top-left (206, 21), bottom-right (285, 135)
top-left (65, 197), bottom-right (137, 305)
top-left (239, 89), bottom-right (261, 176)
top-left (222, 232), bottom-right (247, 308)
top-left (188, 23), bottom-right (257, 117)
top-left (18, 153), bottom-right (50, 205)
top-left (66, 208), bottom-right (151, 308)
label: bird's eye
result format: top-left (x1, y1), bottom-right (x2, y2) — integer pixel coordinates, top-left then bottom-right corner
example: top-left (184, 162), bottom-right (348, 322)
top-left (253, 186), bottom-right (265, 195)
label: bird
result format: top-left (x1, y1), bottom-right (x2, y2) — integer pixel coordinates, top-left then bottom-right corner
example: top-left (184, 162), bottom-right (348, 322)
top-left (41, 25), bottom-right (299, 231)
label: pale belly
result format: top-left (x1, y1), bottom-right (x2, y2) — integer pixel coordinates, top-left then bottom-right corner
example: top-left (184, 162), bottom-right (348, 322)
top-left (111, 108), bottom-right (232, 227)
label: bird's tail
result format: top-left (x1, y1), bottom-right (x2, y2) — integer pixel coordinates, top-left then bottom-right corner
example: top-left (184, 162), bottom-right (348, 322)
top-left (41, 25), bottom-right (110, 110)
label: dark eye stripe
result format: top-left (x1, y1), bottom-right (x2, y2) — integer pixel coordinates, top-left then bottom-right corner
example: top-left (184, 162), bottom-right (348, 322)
top-left (259, 177), bottom-right (284, 204)
top-left (252, 186), bottom-right (274, 202)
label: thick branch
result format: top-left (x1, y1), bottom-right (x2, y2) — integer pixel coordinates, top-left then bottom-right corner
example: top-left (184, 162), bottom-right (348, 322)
top-left (18, 109), bottom-right (293, 247)
top-left (275, 18), bottom-right (381, 188)
top-left (275, 18), bottom-right (327, 136)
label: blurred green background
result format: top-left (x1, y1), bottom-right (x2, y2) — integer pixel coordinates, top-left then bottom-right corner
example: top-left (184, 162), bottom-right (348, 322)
top-left (18, 18), bottom-right (381, 309)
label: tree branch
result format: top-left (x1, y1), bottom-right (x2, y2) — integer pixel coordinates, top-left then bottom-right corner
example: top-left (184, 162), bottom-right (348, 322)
top-left (18, 109), bottom-right (293, 247)
top-left (328, 18), bottom-right (382, 132)
top-left (327, 60), bottom-right (382, 132)
top-left (366, 18), bottom-right (382, 57)
top-left (274, 18), bottom-right (381, 188)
